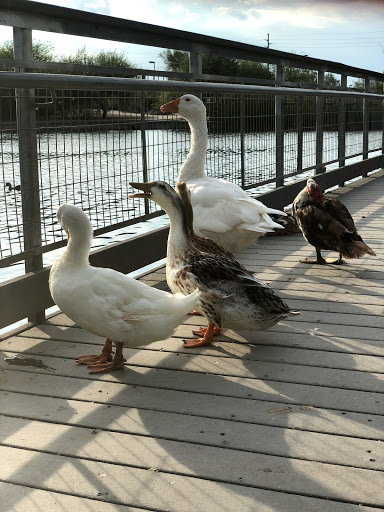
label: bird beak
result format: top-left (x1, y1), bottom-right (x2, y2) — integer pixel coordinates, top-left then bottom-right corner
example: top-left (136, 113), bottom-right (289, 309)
top-left (129, 181), bottom-right (155, 199)
top-left (160, 97), bottom-right (180, 114)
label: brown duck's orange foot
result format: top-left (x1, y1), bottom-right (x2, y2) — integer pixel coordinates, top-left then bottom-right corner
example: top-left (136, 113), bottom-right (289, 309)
top-left (188, 310), bottom-right (203, 316)
top-left (184, 323), bottom-right (217, 349)
top-left (192, 326), bottom-right (222, 337)
top-left (88, 360), bottom-right (125, 374)
top-left (183, 337), bottom-right (214, 348)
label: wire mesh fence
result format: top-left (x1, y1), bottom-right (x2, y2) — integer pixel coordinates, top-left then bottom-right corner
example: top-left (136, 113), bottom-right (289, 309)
top-left (0, 81), bottom-right (383, 273)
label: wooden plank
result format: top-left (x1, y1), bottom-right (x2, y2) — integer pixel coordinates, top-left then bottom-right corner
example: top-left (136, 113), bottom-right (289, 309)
top-left (1, 413), bottom-right (384, 478)
top-left (2, 343), bottom-right (384, 396)
top-left (17, 317), bottom-right (384, 355)
top-left (1, 387), bottom-right (383, 442)
top-left (1, 367), bottom-right (381, 418)
top-left (2, 446), bottom-right (382, 512)
top-left (0, 482), bottom-right (148, 512)
top-left (1, 442), bottom-right (384, 508)
top-left (6, 334), bottom-right (384, 373)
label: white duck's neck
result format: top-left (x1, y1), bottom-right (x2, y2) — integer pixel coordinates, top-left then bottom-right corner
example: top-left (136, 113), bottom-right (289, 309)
top-left (177, 113), bottom-right (208, 182)
top-left (62, 227), bottom-right (92, 265)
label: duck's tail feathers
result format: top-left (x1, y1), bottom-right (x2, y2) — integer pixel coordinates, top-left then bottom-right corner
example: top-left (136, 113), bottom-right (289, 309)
top-left (341, 240), bottom-right (376, 259)
top-left (175, 288), bottom-right (201, 301)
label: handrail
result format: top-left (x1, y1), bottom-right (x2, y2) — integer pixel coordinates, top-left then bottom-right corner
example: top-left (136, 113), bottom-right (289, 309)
top-left (0, 73), bottom-right (383, 99)
top-left (2, 0), bottom-right (384, 81)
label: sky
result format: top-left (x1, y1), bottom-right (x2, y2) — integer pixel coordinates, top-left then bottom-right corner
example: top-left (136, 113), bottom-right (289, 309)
top-left (2, 0), bottom-right (384, 74)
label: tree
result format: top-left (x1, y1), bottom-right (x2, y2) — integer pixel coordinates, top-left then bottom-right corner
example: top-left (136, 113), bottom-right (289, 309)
top-left (62, 46), bottom-right (135, 69)
top-left (0, 39), bottom-right (56, 61)
top-left (160, 49), bottom-right (273, 79)
top-left (284, 67), bottom-right (317, 84)
top-left (350, 77), bottom-right (384, 93)
top-left (324, 73), bottom-right (339, 86)
top-left (160, 49), bottom-right (189, 73)
top-left (59, 47), bottom-right (137, 118)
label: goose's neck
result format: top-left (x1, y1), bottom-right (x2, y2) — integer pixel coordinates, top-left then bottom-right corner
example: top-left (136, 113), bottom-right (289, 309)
top-left (177, 114), bottom-right (208, 182)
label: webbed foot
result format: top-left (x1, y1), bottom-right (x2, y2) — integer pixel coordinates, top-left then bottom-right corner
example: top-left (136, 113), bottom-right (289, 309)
top-left (184, 323), bottom-right (217, 349)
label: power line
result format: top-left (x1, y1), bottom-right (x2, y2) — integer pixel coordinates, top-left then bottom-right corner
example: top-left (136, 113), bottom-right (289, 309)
top-left (270, 29), bottom-right (384, 37)
top-left (275, 43), bottom-right (384, 49)
top-left (273, 35), bottom-right (384, 42)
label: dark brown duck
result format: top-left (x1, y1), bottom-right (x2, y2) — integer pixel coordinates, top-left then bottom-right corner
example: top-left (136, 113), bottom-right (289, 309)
top-left (293, 178), bottom-right (376, 265)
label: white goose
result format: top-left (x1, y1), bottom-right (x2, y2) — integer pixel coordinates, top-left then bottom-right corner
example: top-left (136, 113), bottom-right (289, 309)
top-left (49, 203), bottom-right (200, 373)
top-left (161, 94), bottom-right (285, 254)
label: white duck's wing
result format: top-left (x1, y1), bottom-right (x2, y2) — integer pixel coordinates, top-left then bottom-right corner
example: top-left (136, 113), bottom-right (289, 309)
top-left (91, 267), bottom-right (198, 323)
top-left (187, 177), bottom-right (284, 235)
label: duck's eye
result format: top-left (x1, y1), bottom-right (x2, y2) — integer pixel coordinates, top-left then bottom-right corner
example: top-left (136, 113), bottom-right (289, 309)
top-left (185, 98), bottom-right (191, 101)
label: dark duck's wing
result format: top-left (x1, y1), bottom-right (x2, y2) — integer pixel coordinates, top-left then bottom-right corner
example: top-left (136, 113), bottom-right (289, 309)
top-left (324, 198), bottom-right (376, 258)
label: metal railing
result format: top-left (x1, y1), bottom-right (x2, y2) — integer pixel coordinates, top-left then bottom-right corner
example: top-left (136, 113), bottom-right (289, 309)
top-left (1, 74), bottom-right (383, 265)
top-left (0, 0), bottom-right (383, 331)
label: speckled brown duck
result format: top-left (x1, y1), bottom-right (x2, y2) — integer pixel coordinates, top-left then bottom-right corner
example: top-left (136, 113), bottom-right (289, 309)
top-left (130, 180), bottom-right (300, 348)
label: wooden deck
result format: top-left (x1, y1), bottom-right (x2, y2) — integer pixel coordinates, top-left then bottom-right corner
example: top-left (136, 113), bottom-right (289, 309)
top-left (1, 171), bottom-right (384, 511)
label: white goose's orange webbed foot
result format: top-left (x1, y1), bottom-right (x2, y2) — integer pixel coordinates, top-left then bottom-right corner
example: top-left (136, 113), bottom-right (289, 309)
top-left (77, 338), bottom-right (113, 365)
top-left (188, 309), bottom-right (203, 316)
top-left (88, 342), bottom-right (126, 374)
top-left (184, 323), bottom-right (217, 349)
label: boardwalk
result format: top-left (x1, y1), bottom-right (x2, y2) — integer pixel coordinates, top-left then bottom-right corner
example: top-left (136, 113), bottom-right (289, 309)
top-left (1, 171), bottom-right (383, 511)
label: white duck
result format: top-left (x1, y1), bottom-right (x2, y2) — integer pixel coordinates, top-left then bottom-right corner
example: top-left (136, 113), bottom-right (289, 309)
top-left (49, 203), bottom-right (200, 373)
top-left (130, 181), bottom-right (299, 348)
top-left (161, 94), bottom-right (285, 254)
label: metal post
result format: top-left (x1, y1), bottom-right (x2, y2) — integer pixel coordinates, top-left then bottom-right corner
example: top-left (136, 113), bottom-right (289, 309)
top-left (189, 51), bottom-right (202, 76)
top-left (275, 64), bottom-right (284, 187)
top-left (362, 78), bottom-right (369, 169)
top-left (315, 69), bottom-right (325, 174)
top-left (140, 91), bottom-right (149, 214)
top-left (240, 96), bottom-right (245, 187)
top-left (382, 97), bottom-right (384, 155)
top-left (338, 74), bottom-right (347, 186)
top-left (14, 27), bottom-right (44, 324)
top-left (296, 96), bottom-right (303, 173)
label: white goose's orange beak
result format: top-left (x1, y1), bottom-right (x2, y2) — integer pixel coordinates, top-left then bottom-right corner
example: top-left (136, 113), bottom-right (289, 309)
top-left (160, 97), bottom-right (180, 114)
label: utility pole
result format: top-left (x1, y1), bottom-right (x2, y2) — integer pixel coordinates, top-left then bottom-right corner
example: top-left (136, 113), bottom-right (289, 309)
top-left (265, 33), bottom-right (270, 48)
